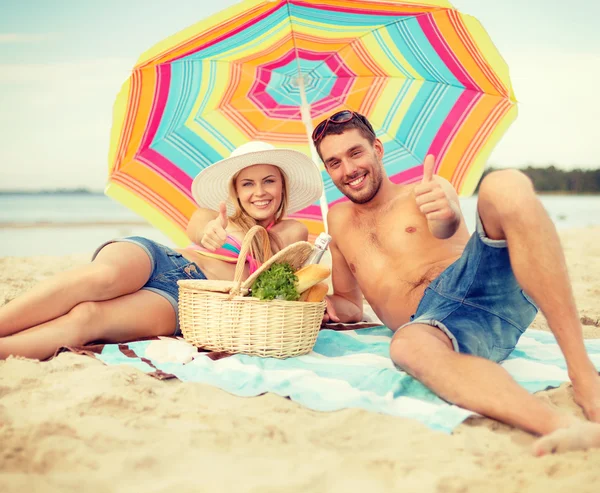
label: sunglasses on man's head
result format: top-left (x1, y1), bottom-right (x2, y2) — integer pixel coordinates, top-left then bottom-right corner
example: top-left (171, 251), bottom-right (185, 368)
top-left (311, 110), bottom-right (374, 143)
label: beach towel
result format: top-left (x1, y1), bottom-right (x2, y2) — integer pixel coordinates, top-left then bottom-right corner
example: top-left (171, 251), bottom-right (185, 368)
top-left (61, 326), bottom-right (600, 433)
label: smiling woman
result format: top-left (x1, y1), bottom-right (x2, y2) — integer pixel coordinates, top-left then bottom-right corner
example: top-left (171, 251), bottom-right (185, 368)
top-left (234, 165), bottom-right (285, 222)
top-left (190, 163), bottom-right (288, 274)
top-left (0, 141), bottom-right (323, 361)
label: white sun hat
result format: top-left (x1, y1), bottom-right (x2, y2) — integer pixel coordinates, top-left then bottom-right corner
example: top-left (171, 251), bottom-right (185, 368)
top-left (191, 141), bottom-right (323, 215)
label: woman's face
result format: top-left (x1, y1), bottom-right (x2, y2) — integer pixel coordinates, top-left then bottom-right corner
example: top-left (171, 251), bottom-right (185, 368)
top-left (234, 164), bottom-right (284, 223)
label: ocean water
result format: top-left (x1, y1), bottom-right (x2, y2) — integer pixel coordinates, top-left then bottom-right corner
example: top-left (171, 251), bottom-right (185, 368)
top-left (1, 193), bottom-right (599, 257)
top-left (0, 194), bottom-right (172, 257)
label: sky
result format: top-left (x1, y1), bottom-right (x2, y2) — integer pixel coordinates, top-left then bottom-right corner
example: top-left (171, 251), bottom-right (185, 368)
top-left (1, 0), bottom-right (599, 190)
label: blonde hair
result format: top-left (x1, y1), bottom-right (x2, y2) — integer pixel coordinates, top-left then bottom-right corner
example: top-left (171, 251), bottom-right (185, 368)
top-left (227, 166), bottom-right (289, 263)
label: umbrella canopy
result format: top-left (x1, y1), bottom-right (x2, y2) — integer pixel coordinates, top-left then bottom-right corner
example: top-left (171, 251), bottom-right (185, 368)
top-left (107, 0), bottom-right (516, 245)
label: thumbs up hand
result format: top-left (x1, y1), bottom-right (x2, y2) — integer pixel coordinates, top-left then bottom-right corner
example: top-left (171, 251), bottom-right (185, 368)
top-left (414, 155), bottom-right (457, 228)
top-left (200, 202), bottom-right (229, 251)
top-left (421, 153), bottom-right (435, 184)
top-left (217, 202), bottom-right (228, 229)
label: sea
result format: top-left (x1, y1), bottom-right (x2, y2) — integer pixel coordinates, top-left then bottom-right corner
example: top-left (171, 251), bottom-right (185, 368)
top-left (1, 193), bottom-right (600, 257)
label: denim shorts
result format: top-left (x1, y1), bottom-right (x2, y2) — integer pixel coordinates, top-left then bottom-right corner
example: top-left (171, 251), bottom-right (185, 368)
top-left (92, 236), bottom-right (207, 335)
top-left (398, 213), bottom-right (538, 363)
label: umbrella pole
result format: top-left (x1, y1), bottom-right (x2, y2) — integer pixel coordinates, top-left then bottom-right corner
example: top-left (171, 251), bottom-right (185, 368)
top-left (297, 76), bottom-right (329, 232)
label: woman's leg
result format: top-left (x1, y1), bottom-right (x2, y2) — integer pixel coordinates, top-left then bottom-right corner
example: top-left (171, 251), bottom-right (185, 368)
top-left (0, 242), bottom-right (152, 337)
top-left (0, 289), bottom-right (177, 360)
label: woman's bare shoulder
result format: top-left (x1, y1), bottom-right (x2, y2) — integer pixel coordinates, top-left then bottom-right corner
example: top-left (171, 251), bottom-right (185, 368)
top-left (271, 219), bottom-right (309, 245)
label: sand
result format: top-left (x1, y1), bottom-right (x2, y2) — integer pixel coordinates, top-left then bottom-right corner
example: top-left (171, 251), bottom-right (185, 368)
top-left (1, 228), bottom-right (600, 492)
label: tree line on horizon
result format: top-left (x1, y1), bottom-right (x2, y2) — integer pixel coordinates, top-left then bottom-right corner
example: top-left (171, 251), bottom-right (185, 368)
top-left (1, 165), bottom-right (599, 195)
top-left (476, 166), bottom-right (600, 194)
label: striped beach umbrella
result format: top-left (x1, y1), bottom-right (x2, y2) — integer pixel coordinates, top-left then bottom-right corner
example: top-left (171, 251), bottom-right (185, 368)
top-left (107, 0), bottom-right (516, 245)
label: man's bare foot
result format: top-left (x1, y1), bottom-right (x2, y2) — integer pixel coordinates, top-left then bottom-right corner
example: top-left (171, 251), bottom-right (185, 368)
top-left (532, 422), bottom-right (600, 456)
top-left (571, 372), bottom-right (600, 422)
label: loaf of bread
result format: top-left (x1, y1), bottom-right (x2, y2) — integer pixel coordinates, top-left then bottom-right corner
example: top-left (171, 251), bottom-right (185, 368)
top-left (294, 264), bottom-right (331, 294)
top-left (299, 282), bottom-right (329, 302)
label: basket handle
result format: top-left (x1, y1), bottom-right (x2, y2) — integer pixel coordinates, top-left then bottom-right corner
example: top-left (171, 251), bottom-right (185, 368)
top-left (230, 225), bottom-right (272, 296)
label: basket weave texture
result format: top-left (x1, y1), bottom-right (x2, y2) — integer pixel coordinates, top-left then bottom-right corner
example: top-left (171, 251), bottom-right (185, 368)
top-left (178, 225), bottom-right (326, 358)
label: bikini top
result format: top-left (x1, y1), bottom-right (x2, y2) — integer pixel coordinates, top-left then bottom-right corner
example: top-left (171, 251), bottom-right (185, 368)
top-left (193, 222), bottom-right (274, 275)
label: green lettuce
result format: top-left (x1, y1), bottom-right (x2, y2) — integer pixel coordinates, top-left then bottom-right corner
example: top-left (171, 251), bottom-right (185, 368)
top-left (251, 262), bottom-right (300, 301)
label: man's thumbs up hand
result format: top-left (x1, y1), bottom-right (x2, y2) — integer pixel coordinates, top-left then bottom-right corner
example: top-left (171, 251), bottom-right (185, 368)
top-left (414, 155), bottom-right (454, 223)
top-left (421, 154), bottom-right (435, 184)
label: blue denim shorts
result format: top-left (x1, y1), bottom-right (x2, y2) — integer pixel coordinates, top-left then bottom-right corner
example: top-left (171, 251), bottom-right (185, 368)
top-left (399, 213), bottom-right (538, 363)
top-left (92, 236), bottom-right (207, 335)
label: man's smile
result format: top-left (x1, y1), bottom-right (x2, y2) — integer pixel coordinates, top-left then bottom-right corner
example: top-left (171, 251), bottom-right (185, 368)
top-left (346, 174), bottom-right (367, 189)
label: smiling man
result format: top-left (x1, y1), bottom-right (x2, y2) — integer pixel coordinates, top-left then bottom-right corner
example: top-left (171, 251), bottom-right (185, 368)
top-left (313, 110), bottom-right (600, 455)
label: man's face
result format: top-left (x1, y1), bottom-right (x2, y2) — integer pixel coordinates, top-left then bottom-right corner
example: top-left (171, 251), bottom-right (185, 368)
top-left (319, 128), bottom-right (384, 204)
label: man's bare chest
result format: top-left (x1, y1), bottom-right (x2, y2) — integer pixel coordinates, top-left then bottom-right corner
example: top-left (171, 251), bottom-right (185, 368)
top-left (338, 212), bottom-right (430, 276)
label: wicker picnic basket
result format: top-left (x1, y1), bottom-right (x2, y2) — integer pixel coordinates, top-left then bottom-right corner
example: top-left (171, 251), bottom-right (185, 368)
top-left (178, 225), bottom-right (327, 358)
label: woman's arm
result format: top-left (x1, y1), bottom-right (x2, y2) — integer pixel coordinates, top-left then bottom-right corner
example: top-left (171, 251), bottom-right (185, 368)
top-left (273, 219), bottom-right (309, 248)
top-left (187, 206), bottom-right (228, 248)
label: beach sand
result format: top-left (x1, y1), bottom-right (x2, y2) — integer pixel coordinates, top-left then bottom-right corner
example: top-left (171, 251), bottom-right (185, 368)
top-left (1, 228), bottom-right (599, 492)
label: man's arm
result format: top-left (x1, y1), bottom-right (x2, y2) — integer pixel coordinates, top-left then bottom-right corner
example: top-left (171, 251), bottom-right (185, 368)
top-left (324, 210), bottom-right (363, 323)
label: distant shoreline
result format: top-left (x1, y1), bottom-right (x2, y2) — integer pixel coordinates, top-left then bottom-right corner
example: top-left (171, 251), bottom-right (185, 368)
top-left (0, 190), bottom-right (103, 196)
top-left (0, 221), bottom-right (148, 229)
top-left (1, 190), bottom-right (599, 197)
top-left (2, 165), bottom-right (599, 196)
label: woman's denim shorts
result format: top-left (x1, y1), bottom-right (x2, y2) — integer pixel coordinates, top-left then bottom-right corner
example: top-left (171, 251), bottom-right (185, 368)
top-left (398, 213), bottom-right (539, 363)
top-left (92, 236), bottom-right (206, 335)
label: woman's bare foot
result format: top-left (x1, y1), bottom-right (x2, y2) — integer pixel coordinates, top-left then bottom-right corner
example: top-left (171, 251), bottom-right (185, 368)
top-left (532, 422), bottom-right (600, 456)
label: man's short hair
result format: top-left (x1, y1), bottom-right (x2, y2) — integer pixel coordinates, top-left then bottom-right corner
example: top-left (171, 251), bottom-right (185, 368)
top-left (313, 112), bottom-right (377, 160)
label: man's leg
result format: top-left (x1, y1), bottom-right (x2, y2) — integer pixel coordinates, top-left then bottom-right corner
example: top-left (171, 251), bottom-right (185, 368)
top-left (390, 324), bottom-right (600, 455)
top-left (477, 169), bottom-right (600, 422)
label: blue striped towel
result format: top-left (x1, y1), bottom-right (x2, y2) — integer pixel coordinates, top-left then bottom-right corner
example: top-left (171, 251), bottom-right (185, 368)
top-left (89, 327), bottom-right (600, 433)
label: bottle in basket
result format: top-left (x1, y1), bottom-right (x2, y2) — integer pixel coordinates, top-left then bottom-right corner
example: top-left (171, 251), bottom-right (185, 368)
top-left (303, 232), bottom-right (332, 266)
top-left (296, 232), bottom-right (332, 302)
